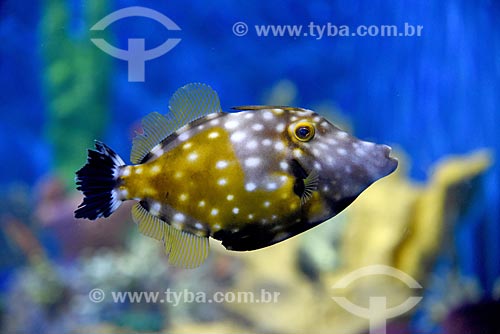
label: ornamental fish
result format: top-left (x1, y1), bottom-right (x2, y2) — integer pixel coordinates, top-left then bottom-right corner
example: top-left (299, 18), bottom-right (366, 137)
top-left (75, 83), bottom-right (397, 268)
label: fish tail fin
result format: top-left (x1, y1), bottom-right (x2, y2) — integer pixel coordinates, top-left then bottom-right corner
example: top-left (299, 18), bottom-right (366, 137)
top-left (74, 141), bottom-right (126, 220)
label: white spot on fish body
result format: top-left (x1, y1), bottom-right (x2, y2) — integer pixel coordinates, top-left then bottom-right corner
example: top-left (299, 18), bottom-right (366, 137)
top-left (211, 208), bottom-right (219, 216)
top-left (318, 142), bottom-right (329, 150)
top-left (178, 132), bottom-right (189, 142)
top-left (122, 167), bottom-right (131, 177)
top-left (263, 111), bottom-right (274, 120)
top-left (151, 165), bottom-right (161, 174)
top-left (209, 119), bottom-right (220, 126)
top-left (230, 131), bottom-right (246, 142)
top-left (245, 183), bottom-right (257, 191)
top-left (266, 182), bottom-right (277, 190)
top-left (173, 213), bottom-right (186, 222)
top-left (336, 131), bottom-right (348, 139)
top-left (274, 142), bottom-right (285, 150)
top-left (232, 207), bottom-right (239, 214)
top-left (224, 120), bottom-right (239, 129)
top-left (252, 123), bottom-right (264, 131)
top-left (216, 160), bottom-right (228, 169)
top-left (217, 178), bottom-right (228, 186)
top-left (280, 161), bottom-right (288, 170)
top-left (227, 194), bottom-right (234, 201)
top-left (327, 138), bottom-right (338, 145)
top-left (150, 202), bottom-right (161, 216)
top-left (246, 140), bottom-right (258, 149)
top-left (245, 157), bottom-right (261, 168)
top-left (337, 148), bottom-right (347, 156)
top-left (355, 147), bottom-right (366, 156)
top-left (153, 148), bottom-right (164, 157)
top-left (293, 148), bottom-right (303, 158)
top-left (187, 152), bottom-right (199, 161)
top-left (244, 113), bottom-right (254, 119)
top-left (262, 139), bottom-right (272, 146)
top-left (195, 222), bottom-right (203, 229)
top-left (208, 131), bottom-right (220, 139)
top-left (275, 123), bottom-right (285, 132)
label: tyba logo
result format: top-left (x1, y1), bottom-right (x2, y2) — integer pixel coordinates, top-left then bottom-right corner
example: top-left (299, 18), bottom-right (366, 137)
top-left (331, 265), bottom-right (423, 334)
top-left (90, 6), bottom-right (181, 82)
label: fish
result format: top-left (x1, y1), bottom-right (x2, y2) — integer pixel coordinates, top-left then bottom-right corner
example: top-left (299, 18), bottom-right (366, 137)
top-left (74, 83), bottom-right (398, 268)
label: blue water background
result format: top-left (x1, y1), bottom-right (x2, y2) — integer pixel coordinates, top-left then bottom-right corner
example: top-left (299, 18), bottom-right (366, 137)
top-left (0, 0), bottom-right (498, 306)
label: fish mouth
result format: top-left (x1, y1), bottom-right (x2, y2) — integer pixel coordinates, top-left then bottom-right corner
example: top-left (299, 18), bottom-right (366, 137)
top-left (381, 144), bottom-right (398, 174)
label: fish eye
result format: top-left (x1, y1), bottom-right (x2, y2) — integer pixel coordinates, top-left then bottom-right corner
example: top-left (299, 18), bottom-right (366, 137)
top-left (293, 122), bottom-right (315, 142)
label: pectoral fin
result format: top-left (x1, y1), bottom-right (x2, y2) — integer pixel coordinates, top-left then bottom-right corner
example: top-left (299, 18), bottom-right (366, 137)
top-left (290, 159), bottom-right (319, 205)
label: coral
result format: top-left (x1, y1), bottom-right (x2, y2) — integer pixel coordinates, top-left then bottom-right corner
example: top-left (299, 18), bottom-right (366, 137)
top-left (394, 150), bottom-right (492, 279)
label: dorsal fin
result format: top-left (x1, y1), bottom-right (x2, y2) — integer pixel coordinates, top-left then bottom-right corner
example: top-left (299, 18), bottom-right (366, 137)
top-left (130, 83), bottom-right (222, 164)
top-left (168, 82), bottom-right (222, 128)
top-left (131, 112), bottom-right (174, 164)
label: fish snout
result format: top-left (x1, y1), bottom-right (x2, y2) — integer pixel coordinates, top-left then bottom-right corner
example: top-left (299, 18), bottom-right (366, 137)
top-left (369, 144), bottom-right (398, 179)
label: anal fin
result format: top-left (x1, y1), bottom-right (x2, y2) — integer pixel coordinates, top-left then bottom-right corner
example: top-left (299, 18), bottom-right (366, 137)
top-left (132, 202), bottom-right (166, 240)
top-left (131, 202), bottom-right (210, 268)
top-left (165, 228), bottom-right (210, 269)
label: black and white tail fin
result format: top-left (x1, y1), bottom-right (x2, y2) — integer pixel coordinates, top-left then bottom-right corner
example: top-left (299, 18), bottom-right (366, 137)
top-left (75, 141), bottom-right (125, 220)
